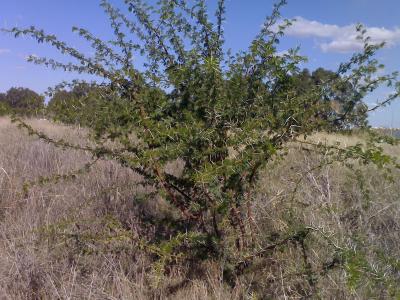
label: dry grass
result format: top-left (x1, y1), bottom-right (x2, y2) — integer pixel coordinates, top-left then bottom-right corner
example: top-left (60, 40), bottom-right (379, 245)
top-left (0, 117), bottom-right (399, 299)
top-left (254, 133), bottom-right (400, 299)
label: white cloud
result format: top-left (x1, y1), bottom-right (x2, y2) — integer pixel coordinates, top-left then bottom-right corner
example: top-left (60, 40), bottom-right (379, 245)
top-left (284, 17), bottom-right (400, 53)
top-left (320, 40), bottom-right (363, 53)
top-left (0, 49), bottom-right (11, 55)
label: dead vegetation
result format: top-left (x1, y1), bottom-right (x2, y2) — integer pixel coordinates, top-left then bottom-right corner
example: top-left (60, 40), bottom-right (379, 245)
top-left (0, 117), bottom-right (399, 299)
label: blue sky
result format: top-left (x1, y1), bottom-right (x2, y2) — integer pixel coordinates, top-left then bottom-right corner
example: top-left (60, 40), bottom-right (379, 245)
top-left (1, 0), bottom-right (399, 127)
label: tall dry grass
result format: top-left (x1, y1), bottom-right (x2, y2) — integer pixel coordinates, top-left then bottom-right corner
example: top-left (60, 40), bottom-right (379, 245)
top-left (0, 117), bottom-right (399, 299)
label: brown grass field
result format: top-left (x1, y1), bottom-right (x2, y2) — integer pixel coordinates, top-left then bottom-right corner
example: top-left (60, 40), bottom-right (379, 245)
top-left (0, 117), bottom-right (399, 299)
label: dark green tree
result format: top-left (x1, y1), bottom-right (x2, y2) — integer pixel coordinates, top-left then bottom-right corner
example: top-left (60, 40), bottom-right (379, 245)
top-left (292, 67), bottom-right (369, 128)
top-left (3, 87), bottom-right (45, 116)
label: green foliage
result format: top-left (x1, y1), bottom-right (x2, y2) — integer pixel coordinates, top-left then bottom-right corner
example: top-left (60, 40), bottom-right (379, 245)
top-left (336, 242), bottom-right (400, 298)
top-left (0, 96), bottom-right (11, 116)
top-left (47, 82), bottom-right (106, 125)
top-left (5, 0), bottom-right (400, 295)
top-left (292, 68), bottom-right (369, 129)
top-left (1, 87), bottom-right (45, 116)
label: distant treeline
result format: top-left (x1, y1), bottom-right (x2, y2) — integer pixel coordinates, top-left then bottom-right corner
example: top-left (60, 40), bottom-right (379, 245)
top-left (375, 128), bottom-right (400, 138)
top-left (0, 87), bottom-right (44, 116)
